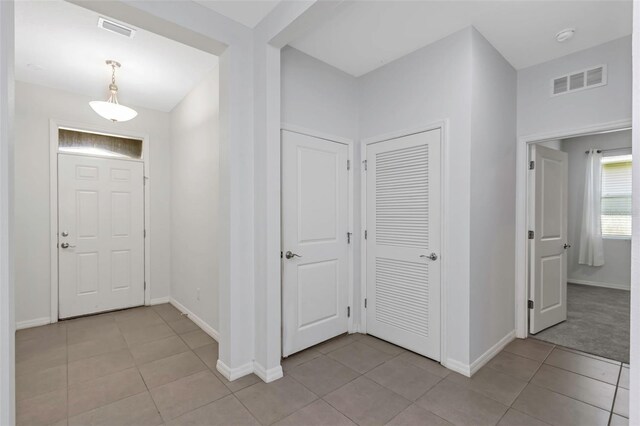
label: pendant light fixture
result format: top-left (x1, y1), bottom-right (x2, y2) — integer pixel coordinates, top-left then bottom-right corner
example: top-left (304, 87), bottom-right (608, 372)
top-left (89, 60), bottom-right (138, 122)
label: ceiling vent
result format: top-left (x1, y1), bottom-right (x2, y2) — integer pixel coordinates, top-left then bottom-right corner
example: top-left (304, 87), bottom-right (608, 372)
top-left (98, 17), bottom-right (136, 39)
top-left (552, 65), bottom-right (607, 96)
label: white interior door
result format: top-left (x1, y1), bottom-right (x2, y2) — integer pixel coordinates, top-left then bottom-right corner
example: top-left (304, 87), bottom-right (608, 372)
top-left (366, 129), bottom-right (441, 361)
top-left (282, 130), bottom-right (349, 357)
top-left (529, 145), bottom-right (569, 334)
top-left (58, 154), bottom-right (145, 319)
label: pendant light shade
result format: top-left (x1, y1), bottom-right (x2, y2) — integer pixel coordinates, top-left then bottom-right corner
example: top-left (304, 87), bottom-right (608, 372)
top-left (90, 60), bottom-right (137, 122)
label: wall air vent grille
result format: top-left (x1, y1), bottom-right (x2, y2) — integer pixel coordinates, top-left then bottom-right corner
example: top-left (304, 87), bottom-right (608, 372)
top-left (98, 17), bottom-right (136, 39)
top-left (551, 65), bottom-right (606, 96)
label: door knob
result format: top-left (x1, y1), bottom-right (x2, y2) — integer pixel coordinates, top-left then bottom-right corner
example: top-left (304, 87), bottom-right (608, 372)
top-left (563, 243), bottom-right (571, 249)
top-left (285, 251), bottom-right (301, 259)
top-left (60, 243), bottom-right (76, 249)
top-left (61, 231), bottom-right (69, 237)
top-left (420, 253), bottom-right (438, 261)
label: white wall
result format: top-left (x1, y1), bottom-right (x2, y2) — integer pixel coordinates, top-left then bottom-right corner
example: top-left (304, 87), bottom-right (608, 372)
top-left (0, 1), bottom-right (15, 423)
top-left (469, 29), bottom-right (517, 362)
top-left (358, 28), bottom-right (474, 366)
top-left (518, 36), bottom-right (632, 137)
top-left (14, 81), bottom-right (172, 325)
top-left (281, 47), bottom-right (359, 141)
top-left (562, 130), bottom-right (632, 289)
top-left (169, 67), bottom-right (220, 332)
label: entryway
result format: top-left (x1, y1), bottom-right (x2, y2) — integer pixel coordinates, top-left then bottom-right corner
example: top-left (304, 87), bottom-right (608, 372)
top-left (525, 128), bottom-right (632, 363)
top-left (56, 129), bottom-right (146, 319)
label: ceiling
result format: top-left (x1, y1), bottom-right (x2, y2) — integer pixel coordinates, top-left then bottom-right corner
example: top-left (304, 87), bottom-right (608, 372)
top-left (289, 1), bottom-right (633, 76)
top-left (15, 0), bottom-right (219, 112)
top-left (193, 0), bottom-right (281, 28)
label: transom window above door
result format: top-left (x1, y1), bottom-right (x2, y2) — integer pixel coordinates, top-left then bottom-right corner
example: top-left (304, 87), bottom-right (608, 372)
top-left (601, 154), bottom-right (632, 238)
top-left (58, 128), bottom-right (143, 159)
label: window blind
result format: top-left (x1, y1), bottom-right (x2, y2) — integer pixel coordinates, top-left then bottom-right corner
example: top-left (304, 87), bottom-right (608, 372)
top-left (601, 154), bottom-right (632, 237)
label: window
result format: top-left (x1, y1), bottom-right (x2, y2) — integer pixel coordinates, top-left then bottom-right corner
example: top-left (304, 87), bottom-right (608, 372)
top-left (601, 154), bottom-right (632, 237)
top-left (58, 128), bottom-right (143, 159)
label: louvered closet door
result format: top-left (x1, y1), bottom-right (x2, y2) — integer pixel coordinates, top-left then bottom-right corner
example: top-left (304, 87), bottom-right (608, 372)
top-left (366, 129), bottom-right (441, 360)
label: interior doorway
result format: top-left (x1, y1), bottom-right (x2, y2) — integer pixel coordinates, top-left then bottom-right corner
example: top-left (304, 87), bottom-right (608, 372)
top-left (363, 127), bottom-right (443, 361)
top-left (526, 128), bottom-right (632, 363)
top-left (281, 128), bottom-right (354, 357)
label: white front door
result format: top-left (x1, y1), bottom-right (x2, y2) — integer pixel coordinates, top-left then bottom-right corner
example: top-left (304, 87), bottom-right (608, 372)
top-left (281, 130), bottom-right (350, 357)
top-left (366, 129), bottom-right (441, 361)
top-left (529, 145), bottom-right (569, 334)
top-left (58, 154), bottom-right (145, 319)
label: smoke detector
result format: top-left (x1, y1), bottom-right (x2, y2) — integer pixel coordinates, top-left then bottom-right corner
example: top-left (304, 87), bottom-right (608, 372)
top-left (555, 28), bottom-right (575, 43)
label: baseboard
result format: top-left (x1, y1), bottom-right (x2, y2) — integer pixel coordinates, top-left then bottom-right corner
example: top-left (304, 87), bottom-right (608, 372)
top-left (253, 361), bottom-right (284, 383)
top-left (149, 297), bottom-right (170, 305)
top-left (469, 330), bottom-right (516, 376)
top-left (16, 317), bottom-right (51, 330)
top-left (443, 358), bottom-right (471, 376)
top-left (444, 330), bottom-right (515, 377)
top-left (216, 359), bottom-right (254, 381)
top-left (569, 279), bottom-right (630, 291)
top-left (169, 297), bottom-right (219, 342)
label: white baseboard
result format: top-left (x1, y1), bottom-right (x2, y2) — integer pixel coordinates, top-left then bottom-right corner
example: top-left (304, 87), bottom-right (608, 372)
top-left (169, 297), bottom-right (219, 341)
top-left (216, 359), bottom-right (254, 381)
top-left (253, 361), bottom-right (284, 383)
top-left (569, 278), bottom-right (630, 291)
top-left (469, 330), bottom-right (515, 376)
top-left (444, 330), bottom-right (515, 377)
top-left (443, 358), bottom-right (472, 377)
top-left (149, 297), bottom-right (170, 305)
top-left (16, 317), bottom-right (51, 330)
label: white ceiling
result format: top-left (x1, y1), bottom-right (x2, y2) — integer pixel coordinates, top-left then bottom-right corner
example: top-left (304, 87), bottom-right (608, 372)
top-left (289, 0), bottom-right (633, 76)
top-left (15, 0), bottom-right (219, 112)
top-left (193, 0), bottom-right (281, 28)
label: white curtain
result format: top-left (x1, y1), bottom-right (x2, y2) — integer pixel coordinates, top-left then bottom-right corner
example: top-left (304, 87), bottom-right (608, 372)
top-left (579, 149), bottom-right (605, 266)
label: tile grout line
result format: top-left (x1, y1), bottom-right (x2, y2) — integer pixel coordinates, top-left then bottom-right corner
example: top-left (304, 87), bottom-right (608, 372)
top-left (608, 365), bottom-right (623, 425)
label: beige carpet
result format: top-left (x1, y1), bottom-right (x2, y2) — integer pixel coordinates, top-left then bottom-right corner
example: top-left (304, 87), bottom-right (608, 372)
top-left (531, 283), bottom-right (630, 363)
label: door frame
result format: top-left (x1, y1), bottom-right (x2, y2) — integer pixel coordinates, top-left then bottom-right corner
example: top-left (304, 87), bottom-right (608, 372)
top-left (515, 118), bottom-right (632, 338)
top-left (359, 120), bottom-right (449, 364)
top-left (49, 119), bottom-right (151, 323)
top-left (280, 123), bottom-right (356, 349)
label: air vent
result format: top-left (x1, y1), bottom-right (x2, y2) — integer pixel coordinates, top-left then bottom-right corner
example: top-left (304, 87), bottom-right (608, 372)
top-left (98, 17), bottom-right (136, 39)
top-left (553, 76), bottom-right (568, 95)
top-left (551, 65), bottom-right (607, 96)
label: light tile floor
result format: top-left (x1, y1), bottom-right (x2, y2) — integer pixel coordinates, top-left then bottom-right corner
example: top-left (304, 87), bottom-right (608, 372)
top-left (15, 304), bottom-right (630, 426)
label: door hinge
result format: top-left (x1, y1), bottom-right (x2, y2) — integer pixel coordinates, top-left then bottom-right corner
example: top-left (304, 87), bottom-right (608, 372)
top-left (144, 281), bottom-right (147, 290)
top-left (347, 232), bottom-right (352, 244)
top-left (364, 230), bottom-right (368, 239)
top-left (364, 298), bottom-right (367, 308)
top-left (528, 300), bottom-right (534, 309)
top-left (347, 160), bottom-right (351, 171)
top-left (529, 160), bottom-right (535, 170)
top-left (362, 160), bottom-right (368, 171)
top-left (144, 229), bottom-right (146, 238)
top-left (528, 230), bottom-right (534, 240)
top-left (347, 306), bottom-right (351, 318)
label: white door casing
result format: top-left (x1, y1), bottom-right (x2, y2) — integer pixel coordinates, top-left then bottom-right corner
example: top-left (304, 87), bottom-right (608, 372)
top-left (58, 154), bottom-right (145, 318)
top-left (529, 145), bottom-right (568, 334)
top-left (281, 130), bottom-right (350, 357)
top-left (366, 129), bottom-right (441, 361)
